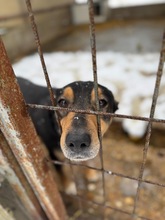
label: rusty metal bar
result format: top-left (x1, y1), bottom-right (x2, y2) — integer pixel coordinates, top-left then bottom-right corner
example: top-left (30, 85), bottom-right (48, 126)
top-left (61, 193), bottom-right (153, 220)
top-left (25, 0), bottom-right (82, 213)
top-left (25, 0), bottom-right (61, 132)
top-left (0, 38), bottom-right (67, 220)
top-left (52, 160), bottom-right (165, 189)
top-left (27, 103), bottom-right (165, 124)
top-left (25, 0), bottom-right (56, 107)
top-left (26, 0), bottom-right (83, 215)
top-left (0, 131), bottom-right (47, 220)
top-left (132, 30), bottom-right (165, 216)
top-left (88, 0), bottom-right (105, 212)
top-left (68, 161), bottom-right (83, 211)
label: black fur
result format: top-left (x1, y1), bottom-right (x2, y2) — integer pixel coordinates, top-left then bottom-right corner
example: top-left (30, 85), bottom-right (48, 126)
top-left (17, 77), bottom-right (118, 162)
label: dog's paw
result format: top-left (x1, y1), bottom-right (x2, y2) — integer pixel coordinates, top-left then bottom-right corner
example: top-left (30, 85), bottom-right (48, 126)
top-left (85, 169), bottom-right (100, 182)
top-left (65, 182), bottom-right (77, 195)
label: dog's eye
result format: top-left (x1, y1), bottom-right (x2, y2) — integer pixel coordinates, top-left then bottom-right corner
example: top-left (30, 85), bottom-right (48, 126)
top-left (58, 99), bottom-right (68, 108)
top-left (99, 99), bottom-right (107, 108)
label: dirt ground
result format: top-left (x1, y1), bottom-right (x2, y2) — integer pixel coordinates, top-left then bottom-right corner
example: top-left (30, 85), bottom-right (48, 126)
top-left (60, 121), bottom-right (165, 220)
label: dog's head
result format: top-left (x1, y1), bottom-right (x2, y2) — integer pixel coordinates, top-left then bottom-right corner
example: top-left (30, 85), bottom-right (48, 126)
top-left (55, 81), bottom-right (118, 161)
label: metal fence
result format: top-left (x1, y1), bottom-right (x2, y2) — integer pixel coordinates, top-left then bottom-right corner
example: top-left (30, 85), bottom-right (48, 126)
top-left (0, 0), bottom-right (165, 219)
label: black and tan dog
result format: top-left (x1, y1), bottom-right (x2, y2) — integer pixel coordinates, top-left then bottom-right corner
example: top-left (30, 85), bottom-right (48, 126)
top-left (18, 77), bottom-right (118, 162)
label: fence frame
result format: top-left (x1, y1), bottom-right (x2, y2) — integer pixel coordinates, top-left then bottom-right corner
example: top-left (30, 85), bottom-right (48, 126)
top-left (0, 0), bottom-right (165, 219)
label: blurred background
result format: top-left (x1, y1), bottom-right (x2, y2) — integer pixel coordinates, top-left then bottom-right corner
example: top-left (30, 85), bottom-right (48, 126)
top-left (0, 0), bottom-right (165, 219)
top-left (1, 0), bottom-right (165, 136)
top-left (1, 0), bottom-right (165, 60)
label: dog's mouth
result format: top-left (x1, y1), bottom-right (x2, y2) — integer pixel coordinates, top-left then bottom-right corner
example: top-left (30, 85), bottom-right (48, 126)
top-left (61, 144), bottom-right (100, 162)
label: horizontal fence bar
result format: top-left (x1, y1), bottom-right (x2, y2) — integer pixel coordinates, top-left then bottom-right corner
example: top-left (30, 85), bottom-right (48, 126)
top-left (61, 192), bottom-right (152, 220)
top-left (51, 160), bottom-right (165, 188)
top-left (27, 103), bottom-right (165, 124)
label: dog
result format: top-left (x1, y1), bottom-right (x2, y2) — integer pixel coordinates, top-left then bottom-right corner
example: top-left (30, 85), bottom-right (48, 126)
top-left (17, 77), bottom-right (118, 163)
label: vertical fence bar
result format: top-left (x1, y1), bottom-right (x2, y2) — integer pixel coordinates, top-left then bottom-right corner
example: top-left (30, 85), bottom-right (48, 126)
top-left (132, 30), bottom-right (165, 217)
top-left (25, 0), bottom-right (62, 134)
top-left (87, 0), bottom-right (106, 215)
top-left (25, 0), bottom-right (83, 216)
top-left (0, 38), bottom-right (67, 220)
top-left (25, 0), bottom-right (56, 107)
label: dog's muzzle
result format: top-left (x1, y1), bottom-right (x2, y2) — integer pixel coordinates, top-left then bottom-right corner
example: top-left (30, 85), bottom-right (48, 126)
top-left (62, 131), bottom-right (99, 161)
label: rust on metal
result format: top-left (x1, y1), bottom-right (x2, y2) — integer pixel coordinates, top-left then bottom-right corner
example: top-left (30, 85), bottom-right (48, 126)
top-left (52, 160), bottom-right (165, 188)
top-left (61, 193), bottom-right (153, 220)
top-left (88, 0), bottom-right (106, 209)
top-left (0, 131), bottom-right (47, 220)
top-left (25, 0), bottom-right (61, 132)
top-left (0, 37), bottom-right (67, 220)
top-left (27, 103), bottom-right (165, 124)
top-left (25, 0), bottom-right (56, 107)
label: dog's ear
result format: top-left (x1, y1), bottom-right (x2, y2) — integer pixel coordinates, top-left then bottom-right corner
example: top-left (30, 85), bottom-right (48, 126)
top-left (113, 100), bottom-right (119, 113)
top-left (99, 84), bottom-right (119, 114)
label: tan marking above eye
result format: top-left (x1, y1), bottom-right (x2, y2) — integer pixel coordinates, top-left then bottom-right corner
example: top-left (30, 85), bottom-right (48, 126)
top-left (91, 88), bottom-right (107, 107)
top-left (91, 87), bottom-right (102, 103)
top-left (62, 87), bottom-right (74, 103)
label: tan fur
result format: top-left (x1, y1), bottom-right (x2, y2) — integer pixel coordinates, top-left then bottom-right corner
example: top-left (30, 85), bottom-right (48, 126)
top-left (63, 87), bottom-right (74, 103)
top-left (91, 87), bottom-right (102, 103)
top-left (60, 112), bottom-right (75, 151)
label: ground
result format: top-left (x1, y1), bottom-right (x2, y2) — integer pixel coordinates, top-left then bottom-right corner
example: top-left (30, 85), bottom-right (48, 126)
top-left (61, 121), bottom-right (165, 220)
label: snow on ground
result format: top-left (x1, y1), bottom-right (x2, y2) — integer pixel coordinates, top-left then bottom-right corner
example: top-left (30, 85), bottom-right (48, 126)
top-left (13, 51), bottom-right (165, 139)
top-left (75, 0), bottom-right (165, 8)
top-left (109, 0), bottom-right (165, 8)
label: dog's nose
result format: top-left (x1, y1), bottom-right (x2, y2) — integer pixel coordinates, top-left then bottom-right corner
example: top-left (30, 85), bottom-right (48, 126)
top-left (66, 132), bottom-right (91, 150)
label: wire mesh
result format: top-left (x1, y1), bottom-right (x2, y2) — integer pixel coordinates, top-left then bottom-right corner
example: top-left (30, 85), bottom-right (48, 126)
top-left (12, 0), bottom-right (165, 219)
